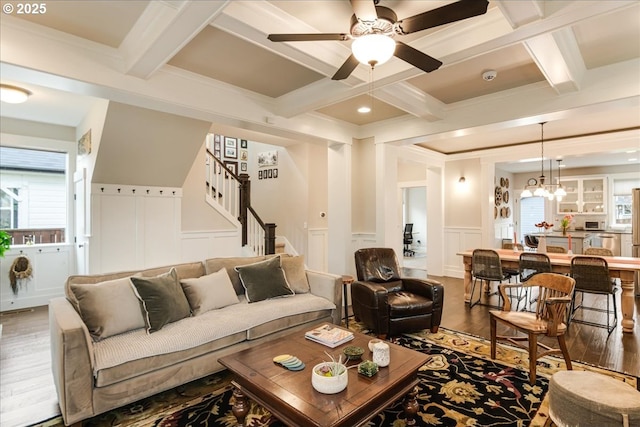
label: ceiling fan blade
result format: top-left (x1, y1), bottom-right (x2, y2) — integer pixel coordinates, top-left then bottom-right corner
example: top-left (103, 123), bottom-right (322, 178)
top-left (394, 41), bottom-right (442, 73)
top-left (397, 0), bottom-right (489, 35)
top-left (350, 0), bottom-right (378, 23)
top-left (332, 55), bottom-right (360, 80)
top-left (268, 33), bottom-right (350, 42)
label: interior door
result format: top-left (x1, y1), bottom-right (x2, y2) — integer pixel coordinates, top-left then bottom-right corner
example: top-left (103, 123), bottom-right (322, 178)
top-left (73, 168), bottom-right (88, 275)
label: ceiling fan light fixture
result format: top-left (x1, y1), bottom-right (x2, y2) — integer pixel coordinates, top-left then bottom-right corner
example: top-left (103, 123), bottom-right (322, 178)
top-left (352, 34), bottom-right (395, 67)
top-left (0, 84), bottom-right (31, 104)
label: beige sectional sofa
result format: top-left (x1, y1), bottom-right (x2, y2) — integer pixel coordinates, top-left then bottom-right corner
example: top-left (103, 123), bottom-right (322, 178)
top-left (49, 255), bottom-right (342, 426)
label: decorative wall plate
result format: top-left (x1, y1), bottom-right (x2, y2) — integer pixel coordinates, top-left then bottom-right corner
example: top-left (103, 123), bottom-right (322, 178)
top-left (506, 207), bottom-right (511, 217)
top-left (494, 206), bottom-right (498, 219)
top-left (495, 186), bottom-right (502, 205)
top-left (500, 177), bottom-right (505, 187)
top-left (505, 178), bottom-right (510, 188)
top-left (504, 191), bottom-right (510, 203)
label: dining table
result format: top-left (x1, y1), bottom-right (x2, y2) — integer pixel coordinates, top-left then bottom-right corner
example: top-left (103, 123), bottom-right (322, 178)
top-left (457, 249), bottom-right (640, 334)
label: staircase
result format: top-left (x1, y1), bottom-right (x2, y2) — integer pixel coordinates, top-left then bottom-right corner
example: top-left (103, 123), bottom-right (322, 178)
top-left (204, 145), bottom-right (276, 255)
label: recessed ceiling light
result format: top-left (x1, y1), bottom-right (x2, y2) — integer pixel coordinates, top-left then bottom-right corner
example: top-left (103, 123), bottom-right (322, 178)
top-left (357, 106), bottom-right (371, 114)
top-left (0, 84), bottom-right (31, 103)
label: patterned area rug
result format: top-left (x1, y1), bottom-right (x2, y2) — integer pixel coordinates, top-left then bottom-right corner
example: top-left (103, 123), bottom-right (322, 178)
top-left (36, 326), bottom-right (637, 427)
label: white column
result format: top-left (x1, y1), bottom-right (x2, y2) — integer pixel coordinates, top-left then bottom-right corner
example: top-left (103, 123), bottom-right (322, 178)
top-left (426, 166), bottom-right (444, 276)
top-left (327, 142), bottom-right (352, 275)
top-left (375, 142), bottom-right (401, 253)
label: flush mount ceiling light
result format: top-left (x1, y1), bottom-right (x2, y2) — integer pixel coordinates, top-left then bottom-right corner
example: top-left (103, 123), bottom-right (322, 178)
top-left (352, 33), bottom-right (396, 67)
top-left (0, 84), bottom-right (31, 104)
top-left (357, 106), bottom-right (371, 114)
top-left (482, 70), bottom-right (497, 81)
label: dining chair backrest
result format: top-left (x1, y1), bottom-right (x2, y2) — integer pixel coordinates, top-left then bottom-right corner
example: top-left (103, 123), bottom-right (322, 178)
top-left (502, 242), bottom-right (524, 251)
top-left (472, 249), bottom-right (504, 281)
top-left (546, 245), bottom-right (567, 253)
top-left (524, 235), bottom-right (538, 249)
top-left (525, 273), bottom-right (575, 326)
top-left (570, 256), bottom-right (613, 294)
top-left (519, 252), bottom-right (552, 282)
top-left (584, 247), bottom-right (614, 257)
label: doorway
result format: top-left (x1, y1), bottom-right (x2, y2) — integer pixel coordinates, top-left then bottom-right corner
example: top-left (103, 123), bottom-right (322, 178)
top-left (402, 186), bottom-right (427, 270)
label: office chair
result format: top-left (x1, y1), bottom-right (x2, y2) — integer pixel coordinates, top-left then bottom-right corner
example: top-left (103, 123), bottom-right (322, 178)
top-left (403, 224), bottom-right (414, 257)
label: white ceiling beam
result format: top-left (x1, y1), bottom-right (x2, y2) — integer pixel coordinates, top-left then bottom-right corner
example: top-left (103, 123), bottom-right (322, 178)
top-left (375, 83), bottom-right (444, 122)
top-left (121, 1), bottom-right (231, 79)
top-left (524, 28), bottom-right (586, 94)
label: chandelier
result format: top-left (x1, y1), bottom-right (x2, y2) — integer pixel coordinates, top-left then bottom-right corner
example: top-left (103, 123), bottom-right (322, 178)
top-left (521, 122), bottom-right (566, 200)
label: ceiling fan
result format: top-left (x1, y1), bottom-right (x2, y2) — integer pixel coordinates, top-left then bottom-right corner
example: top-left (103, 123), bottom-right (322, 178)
top-left (268, 0), bottom-right (489, 80)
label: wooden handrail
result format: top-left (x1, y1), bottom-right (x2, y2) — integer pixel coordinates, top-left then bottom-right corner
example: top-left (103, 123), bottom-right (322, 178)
top-left (205, 147), bottom-right (276, 254)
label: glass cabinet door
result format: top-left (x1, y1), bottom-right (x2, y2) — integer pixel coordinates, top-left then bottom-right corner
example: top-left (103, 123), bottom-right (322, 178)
top-left (557, 179), bottom-right (579, 213)
top-left (581, 178), bottom-right (605, 213)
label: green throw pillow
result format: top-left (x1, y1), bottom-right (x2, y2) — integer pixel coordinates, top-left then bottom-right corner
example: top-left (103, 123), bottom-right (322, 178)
top-left (235, 256), bottom-right (294, 303)
top-left (130, 268), bottom-right (191, 333)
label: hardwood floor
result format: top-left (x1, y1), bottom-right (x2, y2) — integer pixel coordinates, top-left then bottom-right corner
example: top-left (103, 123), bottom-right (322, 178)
top-left (0, 273), bottom-right (638, 427)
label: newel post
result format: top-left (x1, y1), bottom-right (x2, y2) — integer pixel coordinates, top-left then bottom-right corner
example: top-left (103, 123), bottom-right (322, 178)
top-left (265, 223), bottom-right (277, 255)
top-left (238, 173), bottom-right (250, 246)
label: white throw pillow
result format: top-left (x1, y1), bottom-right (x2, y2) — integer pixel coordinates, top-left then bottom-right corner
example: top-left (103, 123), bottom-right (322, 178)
top-left (180, 268), bottom-right (240, 315)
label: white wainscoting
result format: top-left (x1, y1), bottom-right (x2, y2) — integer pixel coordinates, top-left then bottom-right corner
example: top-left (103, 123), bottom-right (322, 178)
top-left (307, 228), bottom-right (328, 272)
top-left (90, 184), bottom-right (182, 273)
top-left (443, 227), bottom-right (482, 279)
top-left (180, 229), bottom-right (242, 262)
top-left (1, 245), bottom-right (72, 311)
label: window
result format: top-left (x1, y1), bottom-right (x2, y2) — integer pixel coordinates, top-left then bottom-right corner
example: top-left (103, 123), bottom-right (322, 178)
top-left (612, 178), bottom-right (639, 226)
top-left (0, 146), bottom-right (67, 244)
top-left (519, 196), bottom-right (545, 238)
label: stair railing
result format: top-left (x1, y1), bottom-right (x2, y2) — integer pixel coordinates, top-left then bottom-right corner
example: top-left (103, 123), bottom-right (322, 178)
top-left (205, 148), bottom-right (276, 254)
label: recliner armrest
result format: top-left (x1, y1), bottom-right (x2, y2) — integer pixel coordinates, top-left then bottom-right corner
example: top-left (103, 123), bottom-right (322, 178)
top-left (401, 277), bottom-right (445, 327)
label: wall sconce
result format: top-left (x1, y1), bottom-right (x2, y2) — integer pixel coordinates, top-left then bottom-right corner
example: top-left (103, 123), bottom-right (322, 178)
top-left (0, 84), bottom-right (31, 104)
top-left (458, 176), bottom-right (466, 183)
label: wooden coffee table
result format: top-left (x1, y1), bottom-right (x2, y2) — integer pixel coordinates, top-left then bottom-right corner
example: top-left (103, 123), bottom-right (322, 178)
top-left (218, 324), bottom-right (429, 427)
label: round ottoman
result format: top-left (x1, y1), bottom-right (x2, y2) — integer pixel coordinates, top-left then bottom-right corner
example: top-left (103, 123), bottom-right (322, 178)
top-left (549, 370), bottom-right (640, 427)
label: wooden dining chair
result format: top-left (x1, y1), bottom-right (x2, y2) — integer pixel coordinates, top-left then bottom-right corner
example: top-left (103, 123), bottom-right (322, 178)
top-left (489, 272), bottom-right (575, 384)
top-left (546, 245), bottom-right (567, 254)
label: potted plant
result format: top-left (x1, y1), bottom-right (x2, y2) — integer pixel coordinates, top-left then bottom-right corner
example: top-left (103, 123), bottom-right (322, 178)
top-left (0, 230), bottom-right (10, 257)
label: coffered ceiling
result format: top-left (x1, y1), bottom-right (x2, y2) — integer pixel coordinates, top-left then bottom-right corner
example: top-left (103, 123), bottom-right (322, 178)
top-left (1, 0), bottom-right (639, 171)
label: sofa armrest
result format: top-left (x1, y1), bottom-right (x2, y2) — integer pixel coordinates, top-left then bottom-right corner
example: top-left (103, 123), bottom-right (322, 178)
top-left (305, 270), bottom-right (343, 324)
top-left (49, 297), bottom-right (95, 425)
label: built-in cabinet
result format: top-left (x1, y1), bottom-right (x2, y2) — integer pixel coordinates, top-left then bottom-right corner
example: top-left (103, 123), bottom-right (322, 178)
top-left (557, 176), bottom-right (607, 215)
top-left (0, 245), bottom-right (72, 311)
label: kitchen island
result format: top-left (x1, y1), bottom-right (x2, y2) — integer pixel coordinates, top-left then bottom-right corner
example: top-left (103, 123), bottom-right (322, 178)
top-left (532, 231), bottom-right (594, 254)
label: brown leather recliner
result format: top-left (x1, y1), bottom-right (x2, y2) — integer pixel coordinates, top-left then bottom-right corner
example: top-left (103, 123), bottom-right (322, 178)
top-left (351, 248), bottom-right (444, 337)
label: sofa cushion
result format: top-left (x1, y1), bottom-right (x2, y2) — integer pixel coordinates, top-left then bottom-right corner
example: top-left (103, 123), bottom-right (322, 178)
top-left (235, 256), bottom-right (294, 302)
top-left (130, 268), bottom-right (192, 333)
top-left (281, 255), bottom-right (310, 294)
top-left (92, 293), bottom-right (336, 383)
top-left (180, 268), bottom-right (239, 315)
top-left (204, 256), bottom-right (266, 295)
top-left (70, 277), bottom-right (145, 341)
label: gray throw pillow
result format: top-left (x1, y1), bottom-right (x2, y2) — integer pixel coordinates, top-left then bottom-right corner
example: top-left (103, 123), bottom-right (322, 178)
top-left (130, 268), bottom-right (191, 333)
top-left (235, 256), bottom-right (294, 303)
top-left (180, 268), bottom-right (239, 315)
top-left (281, 255), bottom-right (310, 293)
top-left (70, 277), bottom-right (146, 341)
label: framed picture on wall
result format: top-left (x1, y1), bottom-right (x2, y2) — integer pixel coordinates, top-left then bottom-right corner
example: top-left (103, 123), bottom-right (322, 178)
top-left (273, 168), bottom-right (278, 178)
top-left (241, 162), bottom-right (247, 172)
top-left (257, 150), bottom-right (278, 167)
top-left (225, 137), bottom-right (237, 158)
top-left (240, 149), bottom-right (248, 161)
top-left (258, 170), bottom-right (263, 180)
top-left (267, 169), bottom-right (273, 178)
top-left (214, 134), bottom-right (220, 143)
top-left (224, 160), bottom-right (237, 177)
top-left (240, 139), bottom-right (248, 149)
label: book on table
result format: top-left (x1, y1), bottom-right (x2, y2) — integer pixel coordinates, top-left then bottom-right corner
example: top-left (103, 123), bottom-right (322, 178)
top-left (305, 324), bottom-right (354, 348)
